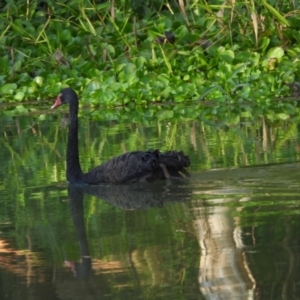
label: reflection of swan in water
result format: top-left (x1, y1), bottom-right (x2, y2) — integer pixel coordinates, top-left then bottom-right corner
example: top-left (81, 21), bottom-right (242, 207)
top-left (81, 180), bottom-right (191, 210)
top-left (66, 185), bottom-right (91, 278)
top-left (66, 180), bottom-right (191, 278)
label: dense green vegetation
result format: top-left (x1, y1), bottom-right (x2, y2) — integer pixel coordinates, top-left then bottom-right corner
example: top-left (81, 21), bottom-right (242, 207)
top-left (1, 0), bottom-right (300, 118)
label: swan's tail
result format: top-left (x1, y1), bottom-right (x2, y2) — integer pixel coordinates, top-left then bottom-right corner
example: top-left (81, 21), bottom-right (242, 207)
top-left (157, 150), bottom-right (191, 179)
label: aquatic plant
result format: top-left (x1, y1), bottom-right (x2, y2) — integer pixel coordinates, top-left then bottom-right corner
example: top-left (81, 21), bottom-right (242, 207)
top-left (0, 0), bottom-right (300, 119)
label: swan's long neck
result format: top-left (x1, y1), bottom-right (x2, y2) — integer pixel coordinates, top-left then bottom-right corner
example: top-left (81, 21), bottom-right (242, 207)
top-left (66, 100), bottom-right (83, 182)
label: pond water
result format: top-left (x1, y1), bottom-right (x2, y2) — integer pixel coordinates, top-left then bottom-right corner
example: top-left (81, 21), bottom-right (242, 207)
top-left (1, 106), bottom-right (300, 300)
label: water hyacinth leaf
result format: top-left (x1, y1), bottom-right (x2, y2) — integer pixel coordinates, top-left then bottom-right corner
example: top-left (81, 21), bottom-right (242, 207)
top-left (266, 47), bottom-right (284, 59)
top-left (87, 81), bottom-right (101, 92)
top-left (178, 51), bottom-right (190, 56)
top-left (176, 25), bottom-right (188, 39)
top-left (106, 76), bottom-right (116, 85)
top-left (219, 50), bottom-right (235, 63)
top-left (135, 56), bottom-right (147, 69)
top-left (13, 60), bottom-right (22, 72)
top-left (156, 109), bottom-right (174, 120)
top-left (259, 37), bottom-right (270, 54)
top-left (157, 74), bottom-right (169, 85)
top-left (160, 86), bottom-right (171, 97)
top-left (27, 86), bottom-right (37, 94)
top-left (58, 29), bottom-right (72, 42)
top-left (1, 83), bottom-right (17, 94)
top-left (164, 17), bottom-right (173, 29)
top-left (276, 113), bottom-right (289, 120)
top-left (34, 76), bottom-right (43, 87)
top-left (198, 85), bottom-right (225, 100)
top-left (249, 52), bottom-right (260, 65)
top-left (230, 62), bottom-right (250, 78)
top-left (116, 63), bottom-right (127, 72)
top-left (87, 44), bottom-right (96, 57)
top-left (106, 44), bottom-right (115, 56)
top-left (0, 56), bottom-right (9, 72)
top-left (183, 74), bottom-right (190, 81)
top-left (124, 63), bottom-right (136, 74)
top-left (14, 91), bottom-right (25, 101)
top-left (287, 49), bottom-right (298, 58)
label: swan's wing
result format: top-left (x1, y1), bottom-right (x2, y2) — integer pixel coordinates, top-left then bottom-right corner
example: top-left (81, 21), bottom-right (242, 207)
top-left (83, 150), bottom-right (190, 184)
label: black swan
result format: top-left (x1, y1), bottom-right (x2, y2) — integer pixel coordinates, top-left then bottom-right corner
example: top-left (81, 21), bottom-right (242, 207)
top-left (51, 88), bottom-right (190, 185)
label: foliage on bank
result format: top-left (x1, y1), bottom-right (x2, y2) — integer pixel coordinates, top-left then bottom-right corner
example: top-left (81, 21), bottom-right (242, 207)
top-left (1, 0), bottom-right (300, 118)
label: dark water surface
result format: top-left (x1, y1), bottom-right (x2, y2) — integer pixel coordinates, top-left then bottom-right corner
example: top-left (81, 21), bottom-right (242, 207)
top-left (1, 109), bottom-right (300, 299)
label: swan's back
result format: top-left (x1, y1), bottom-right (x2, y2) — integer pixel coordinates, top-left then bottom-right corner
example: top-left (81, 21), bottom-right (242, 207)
top-left (82, 150), bottom-right (190, 184)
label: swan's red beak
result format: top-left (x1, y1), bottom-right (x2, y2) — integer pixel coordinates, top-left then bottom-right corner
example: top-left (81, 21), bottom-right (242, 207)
top-left (51, 94), bottom-right (62, 109)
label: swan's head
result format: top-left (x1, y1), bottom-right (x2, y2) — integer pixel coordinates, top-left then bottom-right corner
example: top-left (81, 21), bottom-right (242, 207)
top-left (51, 88), bottom-right (78, 109)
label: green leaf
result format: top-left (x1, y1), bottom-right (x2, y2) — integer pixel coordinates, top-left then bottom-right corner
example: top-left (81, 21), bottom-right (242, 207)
top-left (87, 81), bottom-right (101, 91)
top-left (156, 110), bottom-right (174, 120)
top-left (286, 49), bottom-right (298, 58)
top-left (262, 1), bottom-right (289, 26)
top-left (183, 74), bottom-right (190, 81)
top-left (258, 37), bottom-right (270, 54)
top-left (266, 47), bottom-right (284, 59)
top-left (177, 51), bottom-right (190, 56)
top-left (276, 113), bottom-right (289, 120)
top-left (135, 56), bottom-right (146, 70)
top-left (124, 63), bottom-right (136, 74)
top-left (34, 76), bottom-right (43, 87)
top-left (1, 83), bottom-right (17, 94)
top-left (14, 91), bottom-right (25, 101)
top-left (160, 86), bottom-right (171, 97)
top-left (106, 45), bottom-right (115, 56)
top-left (13, 60), bottom-right (22, 72)
top-left (219, 50), bottom-right (235, 63)
top-left (0, 56), bottom-right (9, 72)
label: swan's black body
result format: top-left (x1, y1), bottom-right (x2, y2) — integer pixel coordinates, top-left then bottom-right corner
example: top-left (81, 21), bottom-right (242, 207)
top-left (52, 88), bottom-right (190, 185)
